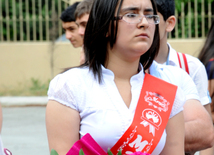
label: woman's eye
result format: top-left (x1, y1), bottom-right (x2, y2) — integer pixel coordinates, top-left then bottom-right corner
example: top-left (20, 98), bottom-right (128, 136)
top-left (125, 13), bottom-right (138, 18)
top-left (146, 15), bottom-right (153, 19)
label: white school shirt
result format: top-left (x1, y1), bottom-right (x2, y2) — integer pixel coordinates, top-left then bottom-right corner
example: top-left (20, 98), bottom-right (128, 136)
top-left (165, 43), bottom-right (210, 105)
top-left (150, 61), bottom-right (200, 102)
top-left (48, 65), bottom-right (185, 154)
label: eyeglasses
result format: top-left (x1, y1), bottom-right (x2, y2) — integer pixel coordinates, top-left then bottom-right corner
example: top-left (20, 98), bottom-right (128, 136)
top-left (114, 13), bottom-right (160, 25)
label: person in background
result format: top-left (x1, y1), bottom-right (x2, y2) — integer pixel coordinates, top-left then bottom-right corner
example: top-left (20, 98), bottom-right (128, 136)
top-left (154, 0), bottom-right (214, 154)
top-left (60, 2), bottom-right (83, 48)
top-left (198, 19), bottom-right (214, 155)
top-left (75, 0), bottom-right (94, 38)
top-left (74, 0), bottom-right (94, 64)
top-left (46, 0), bottom-right (185, 154)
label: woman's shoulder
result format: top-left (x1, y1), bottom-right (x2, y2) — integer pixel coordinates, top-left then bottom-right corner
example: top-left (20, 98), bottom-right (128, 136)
top-left (59, 66), bottom-right (91, 79)
top-left (47, 67), bottom-right (91, 110)
top-left (62, 66), bottom-right (90, 75)
top-left (49, 66), bottom-right (92, 88)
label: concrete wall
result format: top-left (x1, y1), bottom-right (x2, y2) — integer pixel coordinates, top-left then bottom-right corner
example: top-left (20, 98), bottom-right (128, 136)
top-left (0, 39), bottom-right (205, 93)
top-left (0, 42), bottom-right (81, 92)
top-left (168, 39), bottom-right (205, 57)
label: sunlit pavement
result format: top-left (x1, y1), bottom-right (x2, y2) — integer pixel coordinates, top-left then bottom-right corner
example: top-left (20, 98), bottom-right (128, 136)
top-left (1, 106), bottom-right (49, 155)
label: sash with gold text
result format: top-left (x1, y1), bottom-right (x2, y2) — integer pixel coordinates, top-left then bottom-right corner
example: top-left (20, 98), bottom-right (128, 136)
top-left (110, 73), bottom-right (178, 154)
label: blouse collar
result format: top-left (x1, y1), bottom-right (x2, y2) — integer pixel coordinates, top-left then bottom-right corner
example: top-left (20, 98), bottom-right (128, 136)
top-left (101, 64), bottom-right (145, 84)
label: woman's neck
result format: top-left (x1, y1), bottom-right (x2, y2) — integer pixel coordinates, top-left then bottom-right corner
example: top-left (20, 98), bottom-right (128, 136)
top-left (106, 51), bottom-right (140, 80)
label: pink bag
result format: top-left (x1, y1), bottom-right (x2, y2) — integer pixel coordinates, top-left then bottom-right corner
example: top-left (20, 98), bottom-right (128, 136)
top-left (66, 133), bottom-right (151, 155)
top-left (66, 133), bottom-right (107, 155)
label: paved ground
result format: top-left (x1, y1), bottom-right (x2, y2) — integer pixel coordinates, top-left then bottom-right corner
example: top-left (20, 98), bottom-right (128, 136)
top-left (1, 106), bottom-right (49, 155)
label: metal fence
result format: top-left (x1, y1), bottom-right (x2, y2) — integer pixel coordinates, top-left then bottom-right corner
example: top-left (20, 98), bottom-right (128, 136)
top-left (0, 0), bottom-right (213, 42)
top-left (170, 0), bottom-right (214, 39)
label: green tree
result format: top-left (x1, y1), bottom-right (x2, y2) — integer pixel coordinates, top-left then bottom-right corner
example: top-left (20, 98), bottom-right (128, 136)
top-left (1, 0), bottom-right (68, 41)
top-left (173, 0), bottom-right (214, 38)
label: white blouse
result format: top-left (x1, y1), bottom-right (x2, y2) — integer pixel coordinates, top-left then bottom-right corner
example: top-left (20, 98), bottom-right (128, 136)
top-left (48, 65), bottom-right (185, 154)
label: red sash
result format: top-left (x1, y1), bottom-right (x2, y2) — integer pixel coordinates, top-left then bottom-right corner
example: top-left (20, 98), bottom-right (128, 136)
top-left (110, 74), bottom-right (178, 154)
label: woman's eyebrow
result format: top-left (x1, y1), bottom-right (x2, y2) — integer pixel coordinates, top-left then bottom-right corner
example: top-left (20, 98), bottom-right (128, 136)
top-left (144, 8), bottom-right (154, 13)
top-left (120, 7), bottom-right (154, 13)
top-left (120, 7), bottom-right (140, 13)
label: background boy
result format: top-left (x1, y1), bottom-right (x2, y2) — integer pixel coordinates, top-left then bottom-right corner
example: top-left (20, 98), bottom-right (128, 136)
top-left (60, 2), bottom-right (83, 48)
top-left (154, 0), bottom-right (214, 154)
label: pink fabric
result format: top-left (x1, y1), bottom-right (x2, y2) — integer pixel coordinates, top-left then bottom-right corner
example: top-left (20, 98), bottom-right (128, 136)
top-left (4, 148), bottom-right (12, 155)
top-left (66, 133), bottom-right (107, 155)
top-left (66, 133), bottom-right (151, 155)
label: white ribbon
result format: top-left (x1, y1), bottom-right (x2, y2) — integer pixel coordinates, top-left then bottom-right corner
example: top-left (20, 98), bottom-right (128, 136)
top-left (140, 120), bottom-right (156, 136)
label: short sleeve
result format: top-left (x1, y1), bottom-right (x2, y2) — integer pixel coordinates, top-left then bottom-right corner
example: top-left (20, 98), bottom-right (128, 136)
top-left (180, 68), bottom-right (200, 101)
top-left (192, 62), bottom-right (210, 105)
top-left (48, 73), bottom-right (78, 110)
top-left (169, 87), bottom-right (185, 119)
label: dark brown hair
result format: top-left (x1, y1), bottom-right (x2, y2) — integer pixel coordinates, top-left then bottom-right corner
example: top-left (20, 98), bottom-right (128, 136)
top-left (75, 0), bottom-right (94, 19)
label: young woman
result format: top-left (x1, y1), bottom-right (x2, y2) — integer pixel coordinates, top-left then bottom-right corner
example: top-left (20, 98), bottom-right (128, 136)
top-left (46, 0), bottom-right (185, 154)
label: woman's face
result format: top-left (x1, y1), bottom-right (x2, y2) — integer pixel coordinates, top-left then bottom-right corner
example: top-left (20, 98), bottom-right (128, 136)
top-left (112, 0), bottom-right (156, 61)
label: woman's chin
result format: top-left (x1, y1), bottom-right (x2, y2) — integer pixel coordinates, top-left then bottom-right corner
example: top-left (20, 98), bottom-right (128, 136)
top-left (132, 46), bottom-right (150, 55)
top-left (134, 42), bottom-right (151, 51)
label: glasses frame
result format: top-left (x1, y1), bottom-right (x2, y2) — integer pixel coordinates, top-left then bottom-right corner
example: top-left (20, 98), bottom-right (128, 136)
top-left (114, 14), bottom-right (160, 25)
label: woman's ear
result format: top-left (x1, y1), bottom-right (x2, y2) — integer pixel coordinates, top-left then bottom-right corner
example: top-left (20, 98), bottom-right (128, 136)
top-left (166, 16), bottom-right (176, 32)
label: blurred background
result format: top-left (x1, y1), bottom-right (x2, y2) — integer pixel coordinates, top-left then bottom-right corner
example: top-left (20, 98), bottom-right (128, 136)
top-left (0, 0), bottom-right (213, 96)
top-left (0, 0), bottom-right (82, 97)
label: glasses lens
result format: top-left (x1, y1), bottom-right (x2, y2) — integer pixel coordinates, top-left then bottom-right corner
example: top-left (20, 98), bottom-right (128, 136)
top-left (145, 15), bottom-right (154, 24)
top-left (123, 14), bottom-right (139, 24)
top-left (145, 15), bottom-right (160, 24)
top-left (153, 15), bottom-right (160, 24)
top-left (123, 14), bottom-right (159, 24)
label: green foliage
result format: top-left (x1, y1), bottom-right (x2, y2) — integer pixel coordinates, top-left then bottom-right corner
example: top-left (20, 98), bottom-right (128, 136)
top-left (173, 0), bottom-right (214, 38)
top-left (107, 149), bottom-right (122, 155)
top-left (29, 78), bottom-right (49, 96)
top-left (1, 0), bottom-right (214, 40)
top-left (79, 149), bottom-right (85, 155)
top-left (117, 150), bottom-right (122, 155)
top-left (50, 149), bottom-right (59, 155)
top-left (107, 149), bottom-right (114, 155)
top-left (0, 78), bottom-right (50, 96)
top-left (50, 148), bottom-right (123, 155)
top-left (0, 0), bottom-right (69, 41)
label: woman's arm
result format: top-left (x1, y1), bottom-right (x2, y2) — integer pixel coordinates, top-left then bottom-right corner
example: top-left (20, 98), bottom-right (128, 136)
top-left (46, 100), bottom-right (80, 155)
top-left (160, 111), bottom-right (185, 155)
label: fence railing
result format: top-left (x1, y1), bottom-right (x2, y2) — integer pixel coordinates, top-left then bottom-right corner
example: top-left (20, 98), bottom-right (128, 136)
top-left (0, 0), bottom-right (213, 42)
top-left (169, 0), bottom-right (214, 39)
